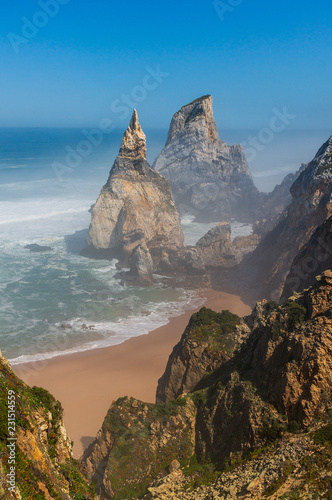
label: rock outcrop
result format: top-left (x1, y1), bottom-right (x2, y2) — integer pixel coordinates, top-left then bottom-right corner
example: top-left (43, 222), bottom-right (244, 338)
top-left (282, 216), bottom-right (332, 300)
top-left (255, 164), bottom-right (305, 237)
top-left (85, 110), bottom-right (184, 276)
top-left (196, 222), bottom-right (258, 269)
top-left (153, 95), bottom-right (261, 222)
top-left (246, 135), bottom-right (332, 300)
top-left (156, 307), bottom-right (249, 403)
top-left (0, 356), bottom-right (94, 499)
top-left (83, 272), bottom-right (332, 499)
top-left (196, 223), bottom-right (237, 268)
top-left (83, 396), bottom-right (196, 500)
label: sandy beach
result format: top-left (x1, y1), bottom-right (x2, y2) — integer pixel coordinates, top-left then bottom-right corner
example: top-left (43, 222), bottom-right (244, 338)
top-left (14, 288), bottom-right (254, 458)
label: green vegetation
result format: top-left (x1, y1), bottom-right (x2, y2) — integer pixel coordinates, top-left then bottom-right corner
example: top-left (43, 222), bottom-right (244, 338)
top-left (188, 307), bottom-right (240, 353)
top-left (286, 302), bottom-right (307, 329)
top-left (182, 455), bottom-right (219, 490)
top-left (287, 420), bottom-right (301, 433)
top-left (264, 460), bottom-right (295, 496)
top-left (317, 162), bottom-right (332, 176)
top-left (313, 423), bottom-right (332, 445)
top-left (261, 420), bottom-right (283, 443)
top-left (103, 397), bottom-right (195, 500)
top-left (300, 446), bottom-right (332, 497)
top-left (0, 360), bottom-right (94, 499)
top-left (191, 390), bottom-right (208, 408)
top-left (59, 459), bottom-right (96, 499)
top-left (264, 300), bottom-right (280, 313)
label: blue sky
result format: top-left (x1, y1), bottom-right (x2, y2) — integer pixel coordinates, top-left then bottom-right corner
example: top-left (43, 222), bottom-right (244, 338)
top-left (1, 0), bottom-right (332, 130)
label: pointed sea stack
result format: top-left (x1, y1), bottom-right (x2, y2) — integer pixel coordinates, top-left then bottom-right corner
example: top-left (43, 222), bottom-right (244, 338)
top-left (85, 110), bottom-right (184, 282)
top-left (153, 95), bottom-right (261, 222)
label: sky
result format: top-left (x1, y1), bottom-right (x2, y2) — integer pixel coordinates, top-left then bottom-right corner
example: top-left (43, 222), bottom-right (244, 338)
top-left (1, 0), bottom-right (332, 131)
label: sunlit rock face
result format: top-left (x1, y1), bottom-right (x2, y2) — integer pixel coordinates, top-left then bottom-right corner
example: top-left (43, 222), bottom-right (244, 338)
top-left (153, 95), bottom-right (261, 222)
top-left (86, 110), bottom-right (184, 274)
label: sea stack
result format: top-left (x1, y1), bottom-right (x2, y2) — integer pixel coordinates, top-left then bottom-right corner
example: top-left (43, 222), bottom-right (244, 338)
top-left (153, 95), bottom-right (260, 221)
top-left (86, 110), bottom-right (184, 283)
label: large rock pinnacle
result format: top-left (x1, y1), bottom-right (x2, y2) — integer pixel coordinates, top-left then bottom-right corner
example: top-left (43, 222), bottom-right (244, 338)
top-left (153, 95), bottom-right (261, 221)
top-left (85, 111), bottom-right (184, 277)
top-left (119, 109), bottom-right (147, 160)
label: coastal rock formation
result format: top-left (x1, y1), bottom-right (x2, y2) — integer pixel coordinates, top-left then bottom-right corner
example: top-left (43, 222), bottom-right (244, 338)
top-left (247, 135), bottom-right (332, 300)
top-left (196, 223), bottom-right (237, 268)
top-left (145, 430), bottom-right (331, 499)
top-left (0, 356), bottom-right (94, 499)
top-left (153, 95), bottom-right (261, 222)
top-left (86, 110), bottom-right (184, 273)
top-left (128, 242), bottom-right (155, 286)
top-left (255, 164), bottom-right (305, 237)
top-left (156, 307), bottom-right (250, 403)
top-left (196, 223), bottom-right (258, 269)
top-left (282, 216), bottom-right (332, 300)
top-left (83, 271), bottom-right (332, 499)
top-left (83, 396), bottom-right (196, 500)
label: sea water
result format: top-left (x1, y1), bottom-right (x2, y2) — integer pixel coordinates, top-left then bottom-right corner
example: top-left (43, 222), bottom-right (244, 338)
top-left (0, 127), bottom-right (328, 365)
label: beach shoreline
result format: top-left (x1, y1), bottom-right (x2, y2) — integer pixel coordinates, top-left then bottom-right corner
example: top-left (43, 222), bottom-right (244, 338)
top-left (13, 287), bottom-right (255, 458)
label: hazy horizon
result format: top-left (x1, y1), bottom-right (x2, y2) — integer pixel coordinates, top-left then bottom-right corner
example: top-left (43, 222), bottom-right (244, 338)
top-left (2, 0), bottom-right (332, 131)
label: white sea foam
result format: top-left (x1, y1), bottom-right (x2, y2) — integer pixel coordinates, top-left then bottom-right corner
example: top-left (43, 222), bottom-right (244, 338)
top-left (9, 292), bottom-right (205, 366)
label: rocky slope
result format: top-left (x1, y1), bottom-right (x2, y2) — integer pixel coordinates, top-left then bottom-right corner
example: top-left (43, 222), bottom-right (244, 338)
top-left (246, 135), bottom-right (332, 300)
top-left (282, 215), bottom-right (332, 300)
top-left (0, 356), bottom-right (94, 499)
top-left (255, 164), bottom-right (305, 237)
top-left (156, 307), bottom-right (249, 403)
top-left (82, 271), bottom-right (332, 499)
top-left (85, 110), bottom-right (184, 284)
top-left (153, 95), bottom-right (261, 222)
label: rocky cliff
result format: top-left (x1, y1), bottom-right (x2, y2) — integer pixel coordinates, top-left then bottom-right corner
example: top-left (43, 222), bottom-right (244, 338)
top-left (156, 307), bottom-right (249, 403)
top-left (282, 215), bottom-right (332, 300)
top-left (0, 356), bottom-right (94, 499)
top-left (153, 95), bottom-right (261, 222)
top-left (246, 135), bottom-right (332, 300)
top-left (255, 164), bottom-right (305, 237)
top-left (85, 110), bottom-right (184, 283)
top-left (82, 272), bottom-right (332, 499)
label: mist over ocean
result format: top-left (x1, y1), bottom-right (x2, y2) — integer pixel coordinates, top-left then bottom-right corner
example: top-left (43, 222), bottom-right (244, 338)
top-left (0, 127), bottom-right (329, 364)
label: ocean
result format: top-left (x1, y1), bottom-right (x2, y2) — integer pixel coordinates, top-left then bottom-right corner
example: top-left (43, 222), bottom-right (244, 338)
top-left (0, 127), bottom-right (329, 365)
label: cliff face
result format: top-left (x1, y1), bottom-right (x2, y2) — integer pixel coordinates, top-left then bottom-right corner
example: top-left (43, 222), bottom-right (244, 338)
top-left (255, 164), bottom-right (305, 237)
top-left (247, 135), bottom-right (332, 300)
top-left (83, 272), bottom-right (332, 499)
top-left (83, 396), bottom-right (196, 500)
top-left (86, 110), bottom-right (184, 281)
top-left (0, 357), bottom-right (94, 499)
top-left (156, 307), bottom-right (250, 403)
top-left (282, 215), bottom-right (332, 300)
top-left (153, 96), bottom-right (261, 222)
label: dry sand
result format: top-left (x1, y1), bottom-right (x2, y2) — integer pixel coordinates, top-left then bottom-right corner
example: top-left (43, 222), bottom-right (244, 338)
top-left (14, 288), bottom-right (254, 458)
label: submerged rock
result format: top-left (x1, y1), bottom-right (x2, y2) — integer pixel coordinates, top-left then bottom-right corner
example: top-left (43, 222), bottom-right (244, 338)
top-left (24, 243), bottom-right (53, 252)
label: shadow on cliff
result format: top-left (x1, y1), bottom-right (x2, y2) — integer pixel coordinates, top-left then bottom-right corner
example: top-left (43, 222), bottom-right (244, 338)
top-left (81, 436), bottom-right (96, 454)
top-left (64, 229), bottom-right (89, 255)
